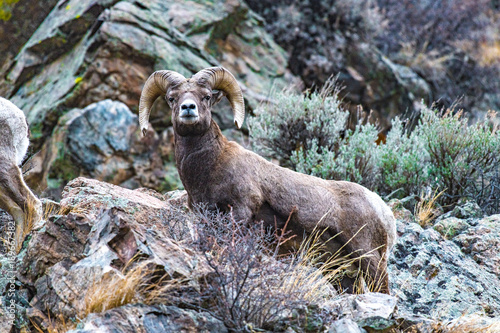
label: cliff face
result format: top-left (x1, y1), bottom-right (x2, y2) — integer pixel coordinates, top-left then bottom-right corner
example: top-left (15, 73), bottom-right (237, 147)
top-left (2, 0), bottom-right (498, 196)
top-left (0, 0), bottom-right (296, 196)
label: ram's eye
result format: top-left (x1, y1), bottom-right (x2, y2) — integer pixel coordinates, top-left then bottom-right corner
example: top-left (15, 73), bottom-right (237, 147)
top-left (168, 97), bottom-right (175, 103)
top-left (204, 95), bottom-right (211, 101)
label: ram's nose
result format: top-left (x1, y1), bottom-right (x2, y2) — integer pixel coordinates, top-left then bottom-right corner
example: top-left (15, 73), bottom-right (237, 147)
top-left (179, 99), bottom-right (199, 122)
top-left (181, 101), bottom-right (196, 111)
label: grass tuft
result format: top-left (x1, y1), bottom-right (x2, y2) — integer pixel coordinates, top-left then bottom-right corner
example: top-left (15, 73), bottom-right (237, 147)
top-left (83, 260), bottom-right (149, 316)
top-left (415, 188), bottom-right (445, 228)
top-left (31, 312), bottom-right (77, 333)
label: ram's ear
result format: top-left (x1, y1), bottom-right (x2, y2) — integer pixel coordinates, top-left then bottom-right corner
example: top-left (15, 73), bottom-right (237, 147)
top-left (210, 90), bottom-right (225, 107)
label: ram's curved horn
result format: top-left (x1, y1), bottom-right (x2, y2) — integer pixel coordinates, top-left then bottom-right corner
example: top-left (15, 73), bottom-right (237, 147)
top-left (138, 70), bottom-right (186, 136)
top-left (192, 67), bottom-right (245, 129)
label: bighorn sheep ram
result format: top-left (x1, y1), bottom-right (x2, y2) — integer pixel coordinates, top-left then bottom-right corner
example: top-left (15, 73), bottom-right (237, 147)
top-left (0, 97), bottom-right (42, 247)
top-left (138, 67), bottom-right (397, 294)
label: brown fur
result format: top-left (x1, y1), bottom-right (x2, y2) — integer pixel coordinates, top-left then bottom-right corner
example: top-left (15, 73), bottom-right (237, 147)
top-left (0, 99), bottom-right (42, 249)
top-left (163, 77), bottom-right (396, 294)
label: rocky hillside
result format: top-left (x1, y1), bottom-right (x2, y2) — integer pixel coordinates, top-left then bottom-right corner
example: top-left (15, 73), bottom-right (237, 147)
top-left (0, 0), bottom-right (296, 198)
top-left (0, 178), bottom-right (499, 332)
top-left (0, 1), bottom-right (499, 332)
top-left (246, 0), bottom-right (500, 126)
top-left (1, 0), bottom-right (498, 197)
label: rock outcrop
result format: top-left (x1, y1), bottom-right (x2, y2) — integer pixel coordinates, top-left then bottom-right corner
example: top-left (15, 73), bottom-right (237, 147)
top-left (1, 177), bottom-right (205, 332)
top-left (1, 179), bottom-right (499, 332)
top-left (1, 0), bottom-right (295, 196)
top-left (27, 99), bottom-right (180, 198)
top-left (2, 0), bottom-right (291, 144)
top-left (389, 200), bottom-right (500, 321)
top-left (67, 304), bottom-right (228, 333)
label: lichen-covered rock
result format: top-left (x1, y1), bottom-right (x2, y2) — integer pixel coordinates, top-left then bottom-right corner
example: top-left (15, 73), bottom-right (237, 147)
top-left (24, 205), bottom-right (209, 329)
top-left (446, 200), bottom-right (484, 219)
top-left (452, 214), bottom-right (500, 277)
top-left (2, 178), bottom-right (206, 331)
top-left (0, 299), bottom-right (16, 333)
top-left (18, 213), bottom-right (91, 285)
top-left (433, 217), bottom-right (470, 239)
top-left (60, 177), bottom-right (176, 223)
top-left (387, 198), bottom-right (415, 223)
top-left (28, 246), bottom-right (122, 321)
top-left (324, 293), bottom-right (398, 332)
top-left (67, 304), bottom-right (228, 333)
top-left (28, 100), bottom-right (179, 196)
top-left (389, 217), bottom-right (500, 320)
top-left (162, 0), bottom-right (295, 109)
top-left (0, 0), bottom-right (58, 92)
top-left (327, 318), bottom-right (363, 333)
top-left (326, 293), bottom-right (398, 322)
top-left (3, 0), bottom-right (293, 150)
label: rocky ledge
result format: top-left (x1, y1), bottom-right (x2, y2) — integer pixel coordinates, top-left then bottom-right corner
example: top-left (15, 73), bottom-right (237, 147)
top-left (0, 178), bottom-right (499, 332)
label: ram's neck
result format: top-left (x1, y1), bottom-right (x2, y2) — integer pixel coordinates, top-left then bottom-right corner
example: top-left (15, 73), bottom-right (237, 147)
top-left (174, 120), bottom-right (228, 195)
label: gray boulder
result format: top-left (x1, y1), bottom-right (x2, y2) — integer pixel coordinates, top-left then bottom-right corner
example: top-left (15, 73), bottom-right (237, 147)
top-left (389, 217), bottom-right (500, 320)
top-left (67, 304), bottom-right (227, 333)
top-left (28, 100), bottom-right (180, 197)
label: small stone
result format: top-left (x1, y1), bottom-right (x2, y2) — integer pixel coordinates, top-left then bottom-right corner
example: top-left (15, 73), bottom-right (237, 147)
top-left (328, 318), bottom-right (364, 333)
top-left (433, 217), bottom-right (470, 239)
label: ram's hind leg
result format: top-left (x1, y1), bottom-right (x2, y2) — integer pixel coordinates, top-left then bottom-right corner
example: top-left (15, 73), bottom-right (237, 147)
top-left (338, 251), bottom-right (390, 294)
top-left (0, 160), bottom-right (42, 248)
top-left (0, 189), bottom-right (25, 247)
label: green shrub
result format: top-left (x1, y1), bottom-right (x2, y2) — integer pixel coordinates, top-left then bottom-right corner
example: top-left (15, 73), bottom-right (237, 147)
top-left (248, 80), bottom-right (347, 168)
top-left (376, 117), bottom-right (429, 196)
top-left (249, 86), bottom-right (500, 214)
top-left (290, 121), bottom-right (379, 187)
top-left (416, 106), bottom-right (500, 211)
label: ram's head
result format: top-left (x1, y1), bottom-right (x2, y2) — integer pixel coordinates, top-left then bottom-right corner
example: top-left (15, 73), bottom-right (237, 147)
top-left (138, 67), bottom-right (245, 137)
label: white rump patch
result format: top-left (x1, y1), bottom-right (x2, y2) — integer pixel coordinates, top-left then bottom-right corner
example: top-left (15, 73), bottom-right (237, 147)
top-left (16, 136), bottom-right (29, 165)
top-left (363, 187), bottom-right (397, 250)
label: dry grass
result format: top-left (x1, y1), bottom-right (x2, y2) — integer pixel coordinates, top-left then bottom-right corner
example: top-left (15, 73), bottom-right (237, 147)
top-left (299, 224), bottom-right (386, 295)
top-left (42, 200), bottom-right (59, 220)
top-left (397, 42), bottom-right (453, 81)
top-left (83, 261), bottom-right (148, 316)
top-left (30, 312), bottom-right (77, 333)
top-left (57, 204), bottom-right (87, 216)
top-left (361, 253), bottom-right (389, 294)
top-left (83, 259), bottom-right (190, 316)
top-left (478, 41), bottom-right (500, 67)
top-left (277, 228), bottom-right (356, 302)
top-left (293, 226), bottom-right (386, 296)
top-left (415, 188), bottom-right (445, 228)
top-left (14, 197), bottom-right (60, 253)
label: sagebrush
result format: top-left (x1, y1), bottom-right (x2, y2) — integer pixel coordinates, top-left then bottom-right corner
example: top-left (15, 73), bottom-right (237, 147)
top-left (250, 87), bottom-right (500, 214)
